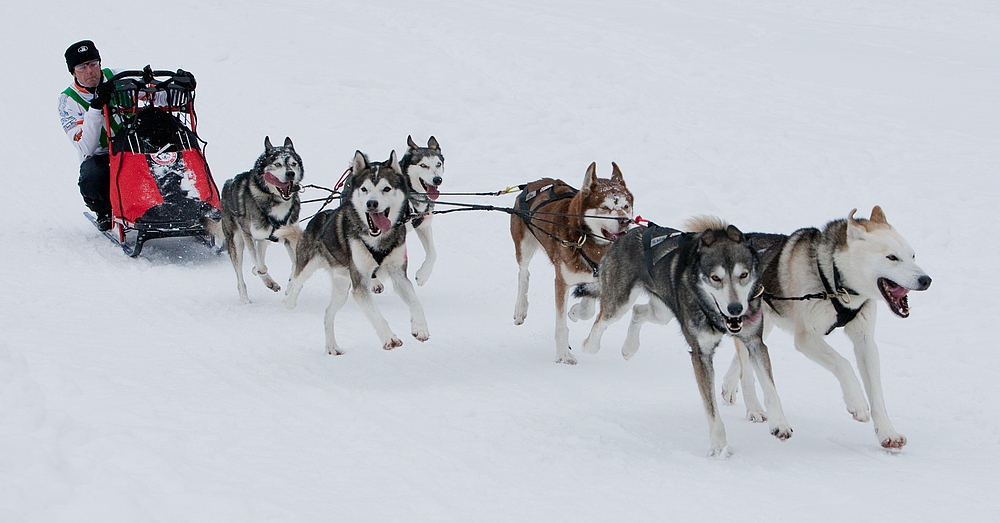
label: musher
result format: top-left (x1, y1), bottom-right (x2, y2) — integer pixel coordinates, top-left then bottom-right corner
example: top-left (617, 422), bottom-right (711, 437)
top-left (58, 40), bottom-right (117, 230)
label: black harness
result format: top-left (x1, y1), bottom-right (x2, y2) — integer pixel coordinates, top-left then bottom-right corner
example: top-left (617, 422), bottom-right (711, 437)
top-left (641, 223), bottom-right (684, 275)
top-left (762, 259), bottom-right (862, 335)
top-left (817, 261), bottom-right (862, 334)
top-left (517, 183), bottom-right (577, 225)
top-left (516, 184), bottom-right (602, 277)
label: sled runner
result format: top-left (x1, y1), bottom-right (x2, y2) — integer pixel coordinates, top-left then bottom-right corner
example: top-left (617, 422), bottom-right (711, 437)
top-left (98, 66), bottom-right (220, 257)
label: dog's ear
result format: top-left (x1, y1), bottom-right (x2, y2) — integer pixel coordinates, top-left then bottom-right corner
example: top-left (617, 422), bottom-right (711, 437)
top-left (352, 150), bottom-right (368, 173)
top-left (870, 205), bottom-right (887, 224)
top-left (700, 230), bottom-right (718, 247)
top-left (407, 135), bottom-right (418, 151)
top-left (847, 208), bottom-right (868, 239)
top-left (725, 224), bottom-right (744, 243)
top-left (427, 136), bottom-right (440, 151)
top-left (389, 150), bottom-right (403, 174)
top-left (610, 162), bottom-right (626, 186)
top-left (264, 136), bottom-right (273, 152)
top-left (283, 137), bottom-right (294, 149)
top-left (581, 162), bottom-right (597, 195)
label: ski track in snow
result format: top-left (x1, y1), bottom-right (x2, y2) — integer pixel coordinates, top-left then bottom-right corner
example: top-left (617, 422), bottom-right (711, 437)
top-left (1, 0), bottom-right (998, 521)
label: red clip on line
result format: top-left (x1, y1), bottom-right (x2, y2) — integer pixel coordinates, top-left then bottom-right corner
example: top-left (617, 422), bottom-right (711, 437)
top-left (633, 215), bottom-right (649, 226)
top-left (333, 167), bottom-right (352, 192)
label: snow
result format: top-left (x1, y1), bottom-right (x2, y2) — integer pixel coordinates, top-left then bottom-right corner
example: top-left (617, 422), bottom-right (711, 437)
top-left (1, 0), bottom-right (999, 520)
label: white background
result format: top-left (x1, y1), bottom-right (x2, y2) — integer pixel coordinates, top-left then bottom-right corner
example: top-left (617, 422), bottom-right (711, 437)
top-left (1, 1), bottom-right (997, 521)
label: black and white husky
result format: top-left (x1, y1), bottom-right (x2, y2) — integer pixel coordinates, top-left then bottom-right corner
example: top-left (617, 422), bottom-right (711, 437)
top-left (399, 135), bottom-right (444, 285)
top-left (219, 136), bottom-right (304, 303)
top-left (283, 150), bottom-right (429, 355)
top-left (720, 207), bottom-right (931, 449)
top-left (576, 217), bottom-right (792, 458)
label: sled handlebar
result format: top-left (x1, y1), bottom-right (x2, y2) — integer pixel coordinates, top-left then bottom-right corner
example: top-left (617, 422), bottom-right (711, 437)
top-left (110, 65), bottom-right (195, 90)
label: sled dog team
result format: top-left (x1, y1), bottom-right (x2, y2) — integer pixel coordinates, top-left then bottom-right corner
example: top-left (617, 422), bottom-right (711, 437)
top-left (211, 135), bottom-right (932, 457)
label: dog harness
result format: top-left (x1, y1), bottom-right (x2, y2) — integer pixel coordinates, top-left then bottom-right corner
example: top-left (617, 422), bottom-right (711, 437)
top-left (516, 183), bottom-right (577, 226)
top-left (640, 223), bottom-right (684, 274)
top-left (516, 183), bottom-right (602, 276)
top-left (762, 259), bottom-right (862, 335)
top-left (817, 261), bottom-right (862, 334)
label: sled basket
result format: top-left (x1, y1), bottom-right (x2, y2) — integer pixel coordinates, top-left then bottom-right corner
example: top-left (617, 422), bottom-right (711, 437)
top-left (102, 66), bottom-right (220, 257)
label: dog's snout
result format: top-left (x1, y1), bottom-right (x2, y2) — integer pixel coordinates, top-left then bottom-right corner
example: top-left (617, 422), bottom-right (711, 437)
top-left (285, 170), bottom-right (295, 180)
top-left (917, 275), bottom-right (932, 290)
top-left (727, 303), bottom-right (744, 317)
top-left (432, 176), bottom-right (443, 186)
top-left (366, 200), bottom-right (379, 212)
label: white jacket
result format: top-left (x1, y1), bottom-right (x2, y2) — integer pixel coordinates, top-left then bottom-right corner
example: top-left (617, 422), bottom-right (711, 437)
top-left (57, 68), bottom-right (116, 164)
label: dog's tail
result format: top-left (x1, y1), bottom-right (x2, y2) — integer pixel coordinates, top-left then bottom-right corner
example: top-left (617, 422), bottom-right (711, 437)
top-left (682, 215), bottom-right (729, 233)
top-left (573, 281), bottom-right (601, 299)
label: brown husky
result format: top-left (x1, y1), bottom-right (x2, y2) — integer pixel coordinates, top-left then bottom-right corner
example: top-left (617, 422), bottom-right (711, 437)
top-left (510, 162), bottom-right (634, 364)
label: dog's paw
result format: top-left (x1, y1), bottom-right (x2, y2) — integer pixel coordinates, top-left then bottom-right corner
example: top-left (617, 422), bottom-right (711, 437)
top-left (581, 337), bottom-right (600, 355)
top-left (770, 423), bottom-right (793, 441)
top-left (371, 281), bottom-right (384, 294)
top-left (569, 300), bottom-right (596, 322)
top-left (846, 399), bottom-right (871, 423)
top-left (556, 350), bottom-right (578, 365)
top-left (747, 410), bottom-right (767, 423)
top-left (708, 445), bottom-right (734, 459)
top-left (621, 340), bottom-right (640, 361)
top-left (282, 297), bottom-right (296, 310)
top-left (327, 345), bottom-right (344, 356)
top-left (720, 384), bottom-right (739, 405)
top-left (877, 429), bottom-right (906, 449)
top-left (383, 337), bottom-right (403, 351)
top-left (412, 326), bottom-right (430, 342)
top-left (513, 303), bottom-right (527, 325)
top-left (266, 281), bottom-right (281, 292)
top-left (415, 264), bottom-right (432, 286)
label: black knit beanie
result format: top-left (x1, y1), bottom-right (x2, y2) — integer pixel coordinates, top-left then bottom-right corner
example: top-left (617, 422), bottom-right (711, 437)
top-left (65, 40), bottom-right (101, 72)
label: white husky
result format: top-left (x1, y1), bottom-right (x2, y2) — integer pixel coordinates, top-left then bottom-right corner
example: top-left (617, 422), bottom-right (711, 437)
top-left (721, 206), bottom-right (931, 449)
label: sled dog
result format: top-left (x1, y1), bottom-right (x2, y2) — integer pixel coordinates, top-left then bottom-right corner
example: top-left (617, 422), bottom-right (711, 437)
top-left (399, 135), bottom-right (445, 285)
top-left (219, 136), bottom-right (303, 303)
top-left (510, 163), bottom-right (633, 364)
top-left (720, 206), bottom-right (931, 449)
top-left (576, 217), bottom-right (793, 457)
top-left (283, 150), bottom-right (429, 355)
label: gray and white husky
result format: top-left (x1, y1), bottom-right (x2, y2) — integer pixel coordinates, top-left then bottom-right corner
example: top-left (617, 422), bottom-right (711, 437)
top-left (720, 206), bottom-right (931, 449)
top-left (219, 136), bottom-right (304, 303)
top-left (399, 135), bottom-right (444, 285)
top-left (282, 150), bottom-right (429, 355)
top-left (576, 217), bottom-right (792, 457)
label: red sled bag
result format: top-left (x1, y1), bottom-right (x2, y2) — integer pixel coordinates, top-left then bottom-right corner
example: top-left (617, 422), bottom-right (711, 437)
top-left (103, 66), bottom-right (220, 256)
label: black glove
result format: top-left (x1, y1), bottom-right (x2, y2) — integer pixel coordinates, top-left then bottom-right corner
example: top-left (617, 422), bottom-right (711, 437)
top-left (90, 80), bottom-right (115, 110)
top-left (175, 69), bottom-right (197, 89)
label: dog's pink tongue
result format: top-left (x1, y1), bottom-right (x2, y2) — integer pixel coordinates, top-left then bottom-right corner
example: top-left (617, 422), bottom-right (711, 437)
top-left (370, 211), bottom-right (393, 233)
top-left (889, 285), bottom-right (909, 300)
top-left (426, 185), bottom-right (440, 200)
top-left (264, 172), bottom-right (290, 195)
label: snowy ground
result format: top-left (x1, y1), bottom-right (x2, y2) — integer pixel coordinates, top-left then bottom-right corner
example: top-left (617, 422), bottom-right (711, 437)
top-left (1, 0), bottom-right (998, 521)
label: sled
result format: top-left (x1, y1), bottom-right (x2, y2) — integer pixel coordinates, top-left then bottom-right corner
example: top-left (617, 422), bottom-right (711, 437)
top-left (101, 66), bottom-right (221, 257)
